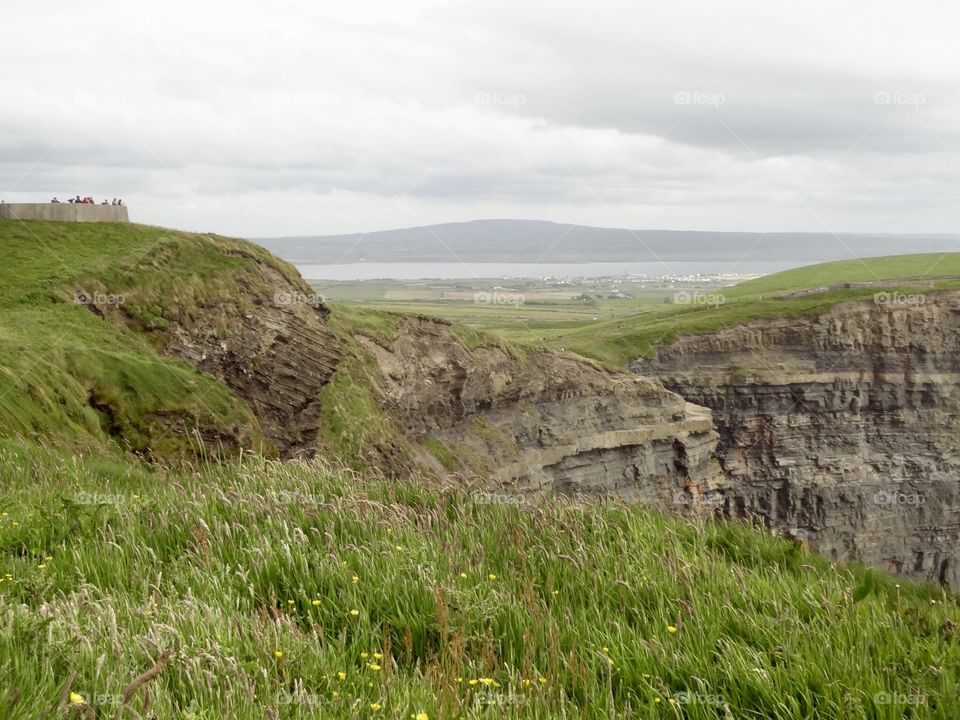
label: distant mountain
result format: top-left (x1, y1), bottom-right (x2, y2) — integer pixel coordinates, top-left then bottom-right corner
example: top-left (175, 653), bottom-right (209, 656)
top-left (255, 219), bottom-right (960, 265)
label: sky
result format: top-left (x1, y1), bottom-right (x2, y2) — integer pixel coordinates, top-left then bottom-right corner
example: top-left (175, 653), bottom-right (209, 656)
top-left (1, 0), bottom-right (958, 237)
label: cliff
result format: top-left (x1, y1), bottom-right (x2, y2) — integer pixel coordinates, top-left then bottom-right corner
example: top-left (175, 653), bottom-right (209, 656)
top-left (354, 316), bottom-right (722, 502)
top-left (632, 292), bottom-right (960, 588)
top-left (0, 219), bottom-right (722, 497)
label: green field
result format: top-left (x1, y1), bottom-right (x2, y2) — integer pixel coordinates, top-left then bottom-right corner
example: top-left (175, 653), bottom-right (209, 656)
top-left (315, 253), bottom-right (960, 367)
top-left (0, 438), bottom-right (956, 719)
top-left (310, 276), bottom-right (739, 346)
top-left (552, 253), bottom-right (960, 366)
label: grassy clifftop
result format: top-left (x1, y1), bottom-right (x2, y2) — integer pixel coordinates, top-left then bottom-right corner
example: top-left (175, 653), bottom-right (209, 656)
top-left (0, 437), bottom-right (956, 718)
top-left (553, 252), bottom-right (960, 366)
top-left (0, 220), bottom-right (284, 460)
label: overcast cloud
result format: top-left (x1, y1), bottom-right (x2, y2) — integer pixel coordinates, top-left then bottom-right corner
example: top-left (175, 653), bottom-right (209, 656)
top-left (1, 0), bottom-right (958, 236)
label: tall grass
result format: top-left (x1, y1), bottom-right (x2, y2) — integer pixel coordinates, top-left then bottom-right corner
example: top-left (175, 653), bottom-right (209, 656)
top-left (0, 440), bottom-right (955, 718)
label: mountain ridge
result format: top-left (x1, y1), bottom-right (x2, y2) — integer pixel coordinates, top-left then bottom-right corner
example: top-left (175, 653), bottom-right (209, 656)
top-left (256, 218), bottom-right (960, 264)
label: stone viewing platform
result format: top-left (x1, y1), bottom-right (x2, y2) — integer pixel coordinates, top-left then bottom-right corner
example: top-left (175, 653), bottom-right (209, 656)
top-left (0, 203), bottom-right (129, 223)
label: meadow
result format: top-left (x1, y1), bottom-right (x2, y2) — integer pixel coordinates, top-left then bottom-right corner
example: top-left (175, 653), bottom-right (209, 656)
top-left (0, 439), bottom-right (955, 719)
top-left (315, 253), bottom-right (960, 367)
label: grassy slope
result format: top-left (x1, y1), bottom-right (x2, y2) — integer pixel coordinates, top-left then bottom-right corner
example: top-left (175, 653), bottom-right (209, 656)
top-left (0, 219), bottom-right (539, 473)
top-left (552, 253), bottom-right (960, 366)
top-left (0, 437), bottom-right (956, 719)
top-left (0, 219), bottom-right (279, 460)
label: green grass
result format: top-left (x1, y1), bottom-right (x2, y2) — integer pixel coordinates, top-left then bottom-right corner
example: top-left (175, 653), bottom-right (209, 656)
top-left (310, 278), bottom-right (695, 344)
top-left (0, 438), bottom-right (955, 719)
top-left (0, 219), bottom-right (305, 459)
top-left (549, 253), bottom-right (960, 366)
top-left (312, 254), bottom-right (960, 368)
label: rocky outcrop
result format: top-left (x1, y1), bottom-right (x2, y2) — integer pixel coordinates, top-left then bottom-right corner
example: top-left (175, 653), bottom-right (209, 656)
top-left (152, 259), bottom-right (341, 458)
top-left (80, 239), bottom-right (343, 458)
top-left (357, 317), bottom-right (723, 503)
top-left (632, 292), bottom-right (960, 588)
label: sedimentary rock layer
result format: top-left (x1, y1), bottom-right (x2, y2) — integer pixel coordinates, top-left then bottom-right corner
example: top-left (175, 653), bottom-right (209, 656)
top-left (632, 292), bottom-right (960, 588)
top-left (359, 317), bottom-right (723, 502)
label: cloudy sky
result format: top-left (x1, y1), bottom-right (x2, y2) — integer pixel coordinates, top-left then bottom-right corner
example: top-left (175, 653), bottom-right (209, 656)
top-left (2, 0), bottom-right (958, 237)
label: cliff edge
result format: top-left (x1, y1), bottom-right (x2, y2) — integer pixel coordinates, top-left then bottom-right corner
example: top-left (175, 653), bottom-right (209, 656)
top-left (632, 292), bottom-right (960, 588)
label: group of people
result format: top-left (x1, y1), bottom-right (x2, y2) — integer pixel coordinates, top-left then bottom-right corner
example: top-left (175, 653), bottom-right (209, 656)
top-left (51, 196), bottom-right (123, 205)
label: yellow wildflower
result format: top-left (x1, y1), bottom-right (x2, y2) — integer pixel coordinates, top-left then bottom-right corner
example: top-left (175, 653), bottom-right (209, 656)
top-left (352, 575), bottom-right (359, 584)
top-left (370, 703), bottom-right (382, 711)
top-left (667, 626), bottom-right (678, 634)
top-left (69, 692), bottom-right (84, 705)
top-left (368, 663), bottom-right (381, 671)
top-left (416, 714), bottom-right (429, 720)
top-left (373, 652), bottom-right (382, 659)
top-left (361, 652), bottom-right (369, 659)
top-left (311, 599), bottom-right (321, 606)
top-left (349, 608), bottom-right (359, 616)
top-left (337, 671), bottom-right (346, 680)
top-left (459, 572), bottom-right (467, 579)
top-left (488, 574), bottom-right (497, 580)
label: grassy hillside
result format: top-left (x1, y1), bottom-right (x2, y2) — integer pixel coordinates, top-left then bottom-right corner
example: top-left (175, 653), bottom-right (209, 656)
top-left (0, 437), bottom-right (956, 719)
top-left (551, 253), bottom-right (960, 366)
top-left (0, 220), bottom-right (295, 459)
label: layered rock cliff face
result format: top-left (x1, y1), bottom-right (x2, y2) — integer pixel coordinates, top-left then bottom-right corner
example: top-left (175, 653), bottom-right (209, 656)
top-left (357, 317), bottom-right (723, 503)
top-left (77, 231), bottom-right (721, 491)
top-left (632, 292), bottom-right (960, 588)
top-left (85, 241), bottom-right (342, 458)
top-left (156, 261), bottom-right (341, 458)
